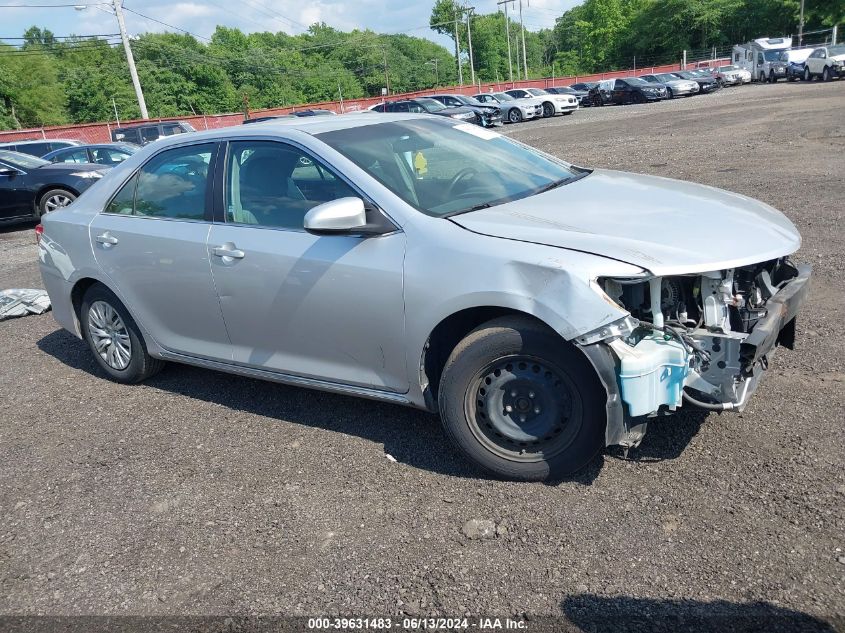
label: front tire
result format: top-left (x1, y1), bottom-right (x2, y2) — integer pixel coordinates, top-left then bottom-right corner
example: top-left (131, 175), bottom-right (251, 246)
top-left (541, 102), bottom-right (555, 118)
top-left (508, 108), bottom-right (522, 123)
top-left (80, 284), bottom-right (165, 384)
top-left (38, 188), bottom-right (76, 216)
top-left (804, 67), bottom-right (811, 81)
top-left (822, 66), bottom-right (831, 82)
top-left (666, 87), bottom-right (674, 99)
top-left (438, 316), bottom-right (606, 481)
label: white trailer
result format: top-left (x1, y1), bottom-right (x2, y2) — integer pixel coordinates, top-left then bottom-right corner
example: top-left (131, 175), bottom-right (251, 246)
top-left (732, 36), bottom-right (793, 82)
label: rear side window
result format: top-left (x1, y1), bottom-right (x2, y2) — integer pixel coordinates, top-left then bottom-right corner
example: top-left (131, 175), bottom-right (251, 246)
top-left (107, 143), bottom-right (213, 220)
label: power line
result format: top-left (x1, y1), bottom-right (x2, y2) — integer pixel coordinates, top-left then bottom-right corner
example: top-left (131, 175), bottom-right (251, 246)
top-left (0, 33), bottom-right (120, 39)
top-left (0, 2), bottom-right (108, 6)
top-left (121, 5), bottom-right (211, 41)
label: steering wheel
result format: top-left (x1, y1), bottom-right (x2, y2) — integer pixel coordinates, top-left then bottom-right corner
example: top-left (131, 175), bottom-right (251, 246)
top-left (446, 167), bottom-right (478, 198)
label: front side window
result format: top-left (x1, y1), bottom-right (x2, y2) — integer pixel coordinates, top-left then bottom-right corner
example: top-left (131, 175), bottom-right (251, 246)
top-left (91, 148), bottom-right (130, 165)
top-left (55, 149), bottom-right (89, 164)
top-left (225, 141), bottom-right (358, 230)
top-left (132, 143), bottom-right (213, 220)
top-left (317, 117), bottom-right (582, 217)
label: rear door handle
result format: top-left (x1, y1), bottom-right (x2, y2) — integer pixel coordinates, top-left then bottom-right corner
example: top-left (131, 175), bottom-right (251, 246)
top-left (212, 245), bottom-right (245, 259)
top-left (95, 232), bottom-right (119, 245)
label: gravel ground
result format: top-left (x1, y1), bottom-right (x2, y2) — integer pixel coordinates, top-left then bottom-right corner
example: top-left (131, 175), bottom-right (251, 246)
top-left (0, 80), bottom-right (843, 631)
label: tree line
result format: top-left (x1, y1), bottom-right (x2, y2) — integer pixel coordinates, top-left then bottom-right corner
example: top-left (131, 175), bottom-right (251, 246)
top-left (1, 0), bottom-right (841, 129)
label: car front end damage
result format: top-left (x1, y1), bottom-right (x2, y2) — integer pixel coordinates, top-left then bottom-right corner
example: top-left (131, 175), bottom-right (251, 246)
top-left (576, 258), bottom-right (811, 448)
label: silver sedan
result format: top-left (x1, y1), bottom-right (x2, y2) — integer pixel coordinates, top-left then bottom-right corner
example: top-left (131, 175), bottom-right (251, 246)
top-left (38, 114), bottom-right (810, 481)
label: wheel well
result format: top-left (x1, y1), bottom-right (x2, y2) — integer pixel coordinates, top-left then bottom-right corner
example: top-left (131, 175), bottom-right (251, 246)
top-left (70, 277), bottom-right (100, 320)
top-left (420, 307), bottom-right (553, 407)
top-left (34, 184), bottom-right (79, 211)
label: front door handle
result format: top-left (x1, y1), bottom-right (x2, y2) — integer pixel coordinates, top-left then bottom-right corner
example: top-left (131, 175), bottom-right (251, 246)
top-left (212, 245), bottom-right (245, 259)
top-left (95, 232), bottom-right (119, 245)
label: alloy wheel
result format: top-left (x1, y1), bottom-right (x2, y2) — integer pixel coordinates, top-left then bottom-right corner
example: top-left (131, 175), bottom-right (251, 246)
top-left (87, 300), bottom-right (132, 370)
top-left (44, 193), bottom-right (73, 213)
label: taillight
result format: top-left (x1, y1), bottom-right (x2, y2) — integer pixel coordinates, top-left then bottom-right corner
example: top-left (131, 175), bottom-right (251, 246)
top-left (35, 224), bottom-right (43, 245)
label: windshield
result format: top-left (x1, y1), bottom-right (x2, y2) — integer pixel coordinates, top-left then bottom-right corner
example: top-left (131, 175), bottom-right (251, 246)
top-left (555, 87), bottom-right (576, 93)
top-left (526, 88), bottom-right (548, 96)
top-left (718, 65), bottom-right (738, 72)
top-left (416, 98), bottom-right (446, 113)
top-left (675, 72), bottom-right (697, 79)
top-left (0, 150), bottom-right (48, 169)
top-left (459, 95), bottom-right (485, 106)
top-left (316, 118), bottom-right (582, 217)
top-left (763, 50), bottom-right (784, 62)
top-left (492, 92), bottom-right (514, 101)
top-left (654, 73), bottom-right (679, 82)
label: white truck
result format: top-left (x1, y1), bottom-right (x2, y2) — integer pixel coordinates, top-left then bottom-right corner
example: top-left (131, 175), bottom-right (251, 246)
top-left (732, 36), bottom-right (793, 83)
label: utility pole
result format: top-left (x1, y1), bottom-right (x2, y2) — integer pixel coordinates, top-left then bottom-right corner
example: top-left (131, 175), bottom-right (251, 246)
top-left (518, 0), bottom-right (528, 80)
top-left (426, 58), bottom-right (439, 86)
top-left (465, 6), bottom-right (476, 87)
top-left (453, 5), bottom-right (463, 85)
top-left (112, 0), bottom-right (148, 119)
top-left (498, 0), bottom-right (514, 82)
top-left (798, 0), bottom-right (805, 45)
top-left (383, 47), bottom-right (390, 95)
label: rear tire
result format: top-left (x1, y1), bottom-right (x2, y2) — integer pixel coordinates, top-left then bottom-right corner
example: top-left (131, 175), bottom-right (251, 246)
top-left (822, 66), bottom-right (831, 82)
top-left (80, 283), bottom-right (165, 384)
top-left (804, 67), bottom-right (811, 81)
top-left (38, 188), bottom-right (76, 216)
top-left (438, 316), bottom-right (606, 481)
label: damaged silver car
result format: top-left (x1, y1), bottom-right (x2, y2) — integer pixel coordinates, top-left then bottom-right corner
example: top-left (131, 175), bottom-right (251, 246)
top-left (37, 114), bottom-right (810, 481)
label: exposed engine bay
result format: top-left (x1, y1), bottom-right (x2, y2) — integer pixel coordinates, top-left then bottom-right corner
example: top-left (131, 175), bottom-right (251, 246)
top-left (596, 258), bottom-right (804, 419)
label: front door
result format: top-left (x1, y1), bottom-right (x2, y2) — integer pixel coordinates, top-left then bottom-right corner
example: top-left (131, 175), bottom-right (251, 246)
top-left (207, 139), bottom-right (408, 392)
top-left (0, 161), bottom-right (32, 220)
top-left (90, 142), bottom-right (232, 360)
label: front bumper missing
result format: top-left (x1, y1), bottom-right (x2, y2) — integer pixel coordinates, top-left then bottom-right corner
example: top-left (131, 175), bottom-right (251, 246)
top-left (578, 263), bottom-right (812, 449)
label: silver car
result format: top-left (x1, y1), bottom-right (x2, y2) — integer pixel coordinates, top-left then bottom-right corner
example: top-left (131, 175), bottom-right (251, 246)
top-left (473, 92), bottom-right (540, 123)
top-left (640, 73), bottom-right (700, 98)
top-left (38, 114), bottom-right (810, 481)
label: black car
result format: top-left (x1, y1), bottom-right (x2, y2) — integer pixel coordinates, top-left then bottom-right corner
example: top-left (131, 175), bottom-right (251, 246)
top-left (41, 143), bottom-right (138, 166)
top-left (786, 60), bottom-right (806, 81)
top-left (545, 85), bottom-right (591, 107)
top-left (111, 121), bottom-right (196, 146)
top-left (427, 94), bottom-right (503, 127)
top-left (371, 98), bottom-right (479, 124)
top-left (0, 139), bottom-right (82, 158)
top-left (591, 78), bottom-right (668, 105)
top-left (673, 70), bottom-right (722, 94)
top-left (0, 150), bottom-right (106, 223)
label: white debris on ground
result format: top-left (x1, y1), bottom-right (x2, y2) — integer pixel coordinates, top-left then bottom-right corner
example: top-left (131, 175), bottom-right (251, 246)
top-left (0, 289), bottom-right (51, 321)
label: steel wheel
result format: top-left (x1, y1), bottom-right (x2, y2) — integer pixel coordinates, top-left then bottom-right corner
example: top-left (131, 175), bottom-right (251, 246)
top-left (87, 300), bottom-right (132, 370)
top-left (464, 355), bottom-right (583, 463)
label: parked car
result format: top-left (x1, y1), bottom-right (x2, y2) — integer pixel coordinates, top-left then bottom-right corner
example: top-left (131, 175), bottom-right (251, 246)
top-left (41, 143), bottom-right (138, 167)
top-left (111, 121), bottom-right (196, 146)
top-left (803, 45), bottom-right (845, 81)
top-left (371, 98), bottom-right (478, 123)
top-left (473, 92), bottom-right (540, 123)
top-left (0, 139), bottom-right (82, 158)
top-left (593, 77), bottom-right (668, 105)
top-left (640, 73), bottom-right (700, 98)
top-left (505, 88), bottom-right (578, 117)
top-left (545, 86), bottom-right (592, 107)
top-left (290, 109), bottom-right (336, 116)
top-left (711, 65), bottom-right (751, 85)
top-left (671, 70), bottom-right (721, 94)
top-left (0, 150), bottom-right (106, 223)
top-left (782, 48), bottom-right (814, 81)
top-left (428, 94), bottom-right (503, 127)
top-left (37, 113), bottom-right (810, 481)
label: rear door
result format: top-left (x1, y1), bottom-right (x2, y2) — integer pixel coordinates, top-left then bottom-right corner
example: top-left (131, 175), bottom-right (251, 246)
top-left (89, 141), bottom-right (232, 360)
top-left (0, 160), bottom-right (33, 219)
top-left (206, 139), bottom-right (408, 391)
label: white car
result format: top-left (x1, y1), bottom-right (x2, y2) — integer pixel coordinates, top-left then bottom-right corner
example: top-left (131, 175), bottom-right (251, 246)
top-left (802, 45), bottom-right (845, 81)
top-left (505, 88), bottom-right (578, 118)
top-left (712, 65), bottom-right (751, 85)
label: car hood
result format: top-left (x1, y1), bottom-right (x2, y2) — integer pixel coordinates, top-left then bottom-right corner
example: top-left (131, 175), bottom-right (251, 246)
top-left (449, 169), bottom-right (801, 276)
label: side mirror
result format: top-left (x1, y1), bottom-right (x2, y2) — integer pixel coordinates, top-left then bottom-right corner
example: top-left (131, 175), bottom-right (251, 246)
top-left (304, 197), bottom-right (368, 235)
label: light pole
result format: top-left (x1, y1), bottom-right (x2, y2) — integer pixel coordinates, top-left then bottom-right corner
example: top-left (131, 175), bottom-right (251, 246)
top-left (426, 58), bottom-right (439, 86)
top-left (75, 1), bottom-right (148, 119)
top-left (497, 0), bottom-right (514, 82)
top-left (798, 0), bottom-right (805, 46)
top-left (465, 6), bottom-right (476, 87)
top-left (518, 0), bottom-right (528, 80)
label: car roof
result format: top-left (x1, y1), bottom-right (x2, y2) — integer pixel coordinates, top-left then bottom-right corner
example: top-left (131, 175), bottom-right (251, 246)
top-left (146, 112), bottom-right (433, 148)
top-left (0, 138), bottom-right (81, 146)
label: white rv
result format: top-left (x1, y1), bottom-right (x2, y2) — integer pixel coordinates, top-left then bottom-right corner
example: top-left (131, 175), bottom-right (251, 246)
top-left (732, 36), bottom-right (793, 82)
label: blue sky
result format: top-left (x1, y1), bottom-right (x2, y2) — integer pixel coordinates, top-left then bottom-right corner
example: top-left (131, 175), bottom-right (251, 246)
top-left (0, 0), bottom-right (583, 49)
